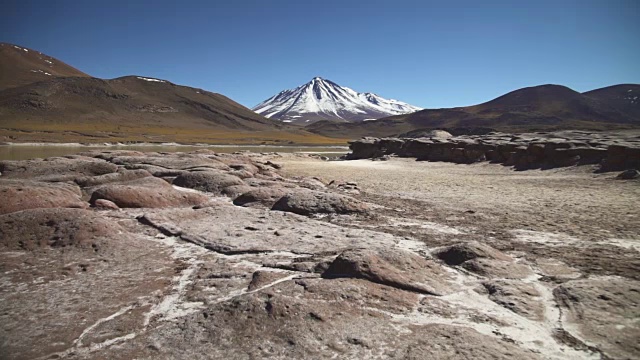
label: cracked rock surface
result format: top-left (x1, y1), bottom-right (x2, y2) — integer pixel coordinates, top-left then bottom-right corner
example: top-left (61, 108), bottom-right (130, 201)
top-left (0, 150), bottom-right (638, 359)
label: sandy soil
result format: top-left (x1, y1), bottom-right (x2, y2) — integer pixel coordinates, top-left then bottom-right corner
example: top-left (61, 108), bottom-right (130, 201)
top-left (279, 157), bottom-right (640, 280)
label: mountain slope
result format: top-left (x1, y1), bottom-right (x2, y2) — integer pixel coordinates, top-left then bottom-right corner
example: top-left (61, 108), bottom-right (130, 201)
top-left (583, 84), bottom-right (640, 120)
top-left (253, 77), bottom-right (421, 124)
top-left (0, 44), bottom-right (346, 144)
top-left (308, 84), bottom-right (640, 138)
top-left (0, 43), bottom-right (90, 91)
top-left (0, 75), bottom-right (345, 144)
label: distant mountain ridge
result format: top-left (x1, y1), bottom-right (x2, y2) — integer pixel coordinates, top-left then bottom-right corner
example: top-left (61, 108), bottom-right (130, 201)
top-left (307, 84), bottom-right (640, 138)
top-left (0, 44), bottom-right (342, 144)
top-left (253, 77), bottom-right (422, 124)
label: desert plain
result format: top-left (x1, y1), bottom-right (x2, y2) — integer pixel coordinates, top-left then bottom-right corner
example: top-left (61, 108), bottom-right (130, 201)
top-left (0, 138), bottom-right (638, 359)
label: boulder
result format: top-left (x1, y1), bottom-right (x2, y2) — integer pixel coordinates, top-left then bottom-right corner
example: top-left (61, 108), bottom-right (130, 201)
top-left (271, 189), bottom-right (369, 215)
top-left (434, 241), bottom-right (512, 265)
top-left (323, 248), bottom-right (452, 296)
top-left (0, 180), bottom-right (86, 215)
top-left (233, 187), bottom-right (291, 207)
top-left (90, 177), bottom-right (208, 208)
top-left (172, 170), bottom-right (244, 194)
top-left (617, 169), bottom-right (639, 180)
top-left (434, 242), bottom-right (532, 279)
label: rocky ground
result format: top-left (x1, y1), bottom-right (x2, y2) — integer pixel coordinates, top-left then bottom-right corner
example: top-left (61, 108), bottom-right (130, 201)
top-left (0, 149), bottom-right (638, 359)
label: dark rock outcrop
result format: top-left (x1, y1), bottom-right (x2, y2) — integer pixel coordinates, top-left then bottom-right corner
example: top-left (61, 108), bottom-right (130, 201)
top-left (346, 130), bottom-right (640, 172)
top-left (435, 242), bottom-right (533, 279)
top-left (617, 169), bottom-right (640, 179)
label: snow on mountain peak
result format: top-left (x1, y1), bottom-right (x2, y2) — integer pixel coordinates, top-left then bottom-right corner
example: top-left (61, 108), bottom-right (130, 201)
top-left (253, 78), bottom-right (421, 124)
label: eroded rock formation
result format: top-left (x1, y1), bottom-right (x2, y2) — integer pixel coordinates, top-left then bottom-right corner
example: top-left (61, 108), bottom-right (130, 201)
top-left (347, 130), bottom-right (640, 172)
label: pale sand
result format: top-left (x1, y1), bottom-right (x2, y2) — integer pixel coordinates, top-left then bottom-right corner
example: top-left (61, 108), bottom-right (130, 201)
top-left (278, 157), bottom-right (640, 244)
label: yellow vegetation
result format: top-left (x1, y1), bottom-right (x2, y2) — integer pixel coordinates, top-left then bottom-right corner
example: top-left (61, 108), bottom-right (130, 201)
top-left (0, 120), bottom-right (350, 145)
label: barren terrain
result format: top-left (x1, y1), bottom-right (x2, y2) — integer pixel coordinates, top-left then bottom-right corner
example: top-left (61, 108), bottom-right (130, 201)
top-left (0, 151), bottom-right (638, 359)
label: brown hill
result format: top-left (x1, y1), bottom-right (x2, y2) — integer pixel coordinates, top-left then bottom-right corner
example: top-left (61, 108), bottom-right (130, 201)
top-left (583, 84), bottom-right (640, 120)
top-left (0, 44), bottom-right (345, 144)
top-left (0, 43), bottom-right (90, 91)
top-left (308, 84), bottom-right (640, 138)
top-left (0, 75), bottom-right (342, 144)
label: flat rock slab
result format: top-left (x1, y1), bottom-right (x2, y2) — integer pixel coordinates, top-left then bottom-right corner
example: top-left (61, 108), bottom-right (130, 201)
top-left (0, 213), bottom-right (177, 359)
top-left (138, 204), bottom-right (402, 255)
top-left (99, 279), bottom-right (540, 359)
top-left (554, 276), bottom-right (640, 359)
top-left (0, 208), bottom-right (123, 252)
top-left (0, 157), bottom-right (118, 180)
top-left (109, 155), bottom-right (230, 171)
top-left (480, 280), bottom-right (544, 320)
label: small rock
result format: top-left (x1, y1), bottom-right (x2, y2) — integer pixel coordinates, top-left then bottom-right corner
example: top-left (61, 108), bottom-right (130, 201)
top-left (617, 169), bottom-right (639, 180)
top-left (92, 199), bottom-right (120, 210)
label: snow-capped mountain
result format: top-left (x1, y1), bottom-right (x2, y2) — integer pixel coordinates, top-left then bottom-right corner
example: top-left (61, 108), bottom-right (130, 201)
top-left (253, 77), bottom-right (422, 124)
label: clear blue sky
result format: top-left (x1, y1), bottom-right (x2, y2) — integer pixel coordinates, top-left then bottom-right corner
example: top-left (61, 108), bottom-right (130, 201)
top-left (2, 0), bottom-right (639, 109)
